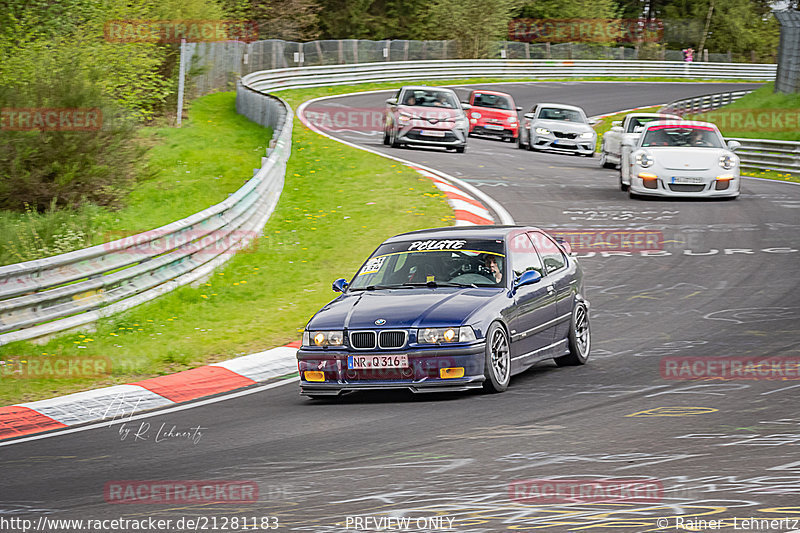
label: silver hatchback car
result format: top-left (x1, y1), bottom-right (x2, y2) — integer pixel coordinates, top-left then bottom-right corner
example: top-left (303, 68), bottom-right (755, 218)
top-left (384, 86), bottom-right (470, 153)
top-left (520, 103), bottom-right (596, 157)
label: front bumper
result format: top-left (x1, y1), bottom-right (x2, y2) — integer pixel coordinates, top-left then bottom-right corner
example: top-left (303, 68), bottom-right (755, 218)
top-left (397, 124), bottom-right (467, 147)
top-left (531, 135), bottom-right (595, 155)
top-left (470, 121), bottom-right (518, 138)
top-left (297, 343), bottom-right (486, 395)
top-left (629, 173), bottom-right (740, 198)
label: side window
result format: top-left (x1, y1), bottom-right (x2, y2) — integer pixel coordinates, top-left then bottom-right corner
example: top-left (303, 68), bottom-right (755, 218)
top-left (530, 231), bottom-right (566, 275)
top-left (509, 233), bottom-right (544, 278)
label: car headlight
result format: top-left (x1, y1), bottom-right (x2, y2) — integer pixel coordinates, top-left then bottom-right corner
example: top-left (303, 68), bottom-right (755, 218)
top-left (579, 131), bottom-right (594, 139)
top-left (507, 116), bottom-right (517, 123)
top-left (535, 127), bottom-right (550, 135)
top-left (471, 112), bottom-right (481, 119)
top-left (304, 330), bottom-right (344, 347)
top-left (719, 154), bottom-right (736, 170)
top-left (417, 326), bottom-right (477, 344)
top-left (398, 112), bottom-right (412, 124)
top-left (636, 152), bottom-right (654, 168)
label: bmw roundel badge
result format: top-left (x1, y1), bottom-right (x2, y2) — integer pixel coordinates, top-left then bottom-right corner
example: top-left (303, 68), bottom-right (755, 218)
top-left (375, 318), bottom-right (386, 325)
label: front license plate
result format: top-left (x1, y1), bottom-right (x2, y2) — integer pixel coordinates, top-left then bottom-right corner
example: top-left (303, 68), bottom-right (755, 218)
top-left (420, 130), bottom-right (445, 137)
top-left (485, 124), bottom-right (504, 131)
top-left (671, 176), bottom-right (704, 184)
top-left (553, 139), bottom-right (574, 146)
top-left (348, 355), bottom-right (409, 369)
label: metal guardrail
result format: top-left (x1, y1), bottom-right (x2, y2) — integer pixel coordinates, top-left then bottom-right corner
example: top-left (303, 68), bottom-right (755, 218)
top-left (728, 137), bottom-right (800, 174)
top-left (660, 89), bottom-right (754, 115)
top-left (0, 94), bottom-right (292, 346)
top-left (659, 90), bottom-right (800, 175)
top-left (240, 59), bottom-right (776, 93)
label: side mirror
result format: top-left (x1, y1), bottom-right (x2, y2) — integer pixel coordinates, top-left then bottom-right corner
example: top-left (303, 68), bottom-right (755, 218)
top-left (513, 269), bottom-right (542, 290)
top-left (611, 126), bottom-right (624, 133)
top-left (727, 140), bottom-right (741, 151)
top-left (611, 120), bottom-right (622, 127)
top-left (386, 98), bottom-right (397, 105)
top-left (523, 113), bottom-right (535, 120)
top-left (622, 137), bottom-right (636, 147)
top-left (516, 106), bottom-right (523, 111)
top-left (332, 278), bottom-right (349, 293)
top-left (588, 118), bottom-right (599, 126)
top-left (461, 103), bottom-right (472, 110)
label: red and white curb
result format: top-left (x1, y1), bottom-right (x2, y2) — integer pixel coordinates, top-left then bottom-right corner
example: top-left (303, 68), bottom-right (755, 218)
top-left (0, 343), bottom-right (300, 442)
top-left (408, 166), bottom-right (494, 225)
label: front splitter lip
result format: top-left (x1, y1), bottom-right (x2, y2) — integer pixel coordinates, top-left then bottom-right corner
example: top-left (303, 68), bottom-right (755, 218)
top-left (300, 376), bottom-right (485, 396)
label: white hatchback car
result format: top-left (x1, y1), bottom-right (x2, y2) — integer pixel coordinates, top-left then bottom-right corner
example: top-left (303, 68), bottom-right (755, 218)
top-left (620, 121), bottom-right (742, 199)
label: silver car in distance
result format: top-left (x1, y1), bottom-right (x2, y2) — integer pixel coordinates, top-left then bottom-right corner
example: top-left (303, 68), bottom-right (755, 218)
top-left (520, 103), bottom-right (596, 157)
top-left (620, 120), bottom-right (742, 199)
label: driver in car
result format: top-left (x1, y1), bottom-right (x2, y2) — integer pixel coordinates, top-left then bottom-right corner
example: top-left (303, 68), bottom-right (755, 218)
top-left (483, 255), bottom-right (503, 283)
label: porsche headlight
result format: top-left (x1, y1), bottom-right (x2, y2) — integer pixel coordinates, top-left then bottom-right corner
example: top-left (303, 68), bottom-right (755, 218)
top-left (535, 127), bottom-right (550, 135)
top-left (471, 112), bottom-right (481, 119)
top-left (636, 152), bottom-right (654, 168)
top-left (417, 326), bottom-right (477, 344)
top-left (305, 330), bottom-right (344, 347)
top-left (719, 154), bottom-right (736, 170)
top-left (579, 131), bottom-right (594, 139)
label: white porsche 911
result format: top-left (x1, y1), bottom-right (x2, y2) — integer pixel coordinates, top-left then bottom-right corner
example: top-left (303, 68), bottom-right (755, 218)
top-left (620, 121), bottom-right (742, 199)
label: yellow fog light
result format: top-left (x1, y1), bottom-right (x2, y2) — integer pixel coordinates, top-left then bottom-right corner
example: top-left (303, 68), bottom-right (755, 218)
top-left (638, 172), bottom-right (658, 181)
top-left (440, 367), bottom-right (465, 379)
top-left (716, 174), bottom-right (734, 181)
top-left (304, 370), bottom-right (325, 382)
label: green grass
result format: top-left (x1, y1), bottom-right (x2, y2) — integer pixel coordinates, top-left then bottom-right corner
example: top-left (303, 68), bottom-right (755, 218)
top-left (0, 94), bottom-right (272, 266)
top-left (0, 89), bottom-right (452, 405)
top-left (685, 83), bottom-right (800, 141)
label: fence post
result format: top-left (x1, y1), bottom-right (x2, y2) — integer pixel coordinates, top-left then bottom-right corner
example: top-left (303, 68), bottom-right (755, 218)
top-left (385, 39), bottom-right (391, 61)
top-left (177, 38), bottom-right (187, 127)
top-left (353, 40), bottom-right (359, 63)
top-left (525, 42), bottom-right (530, 59)
top-left (338, 40), bottom-right (343, 64)
top-left (545, 42), bottom-right (551, 59)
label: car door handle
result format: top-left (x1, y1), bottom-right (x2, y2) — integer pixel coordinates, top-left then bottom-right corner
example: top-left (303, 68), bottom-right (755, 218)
top-left (546, 284), bottom-right (555, 293)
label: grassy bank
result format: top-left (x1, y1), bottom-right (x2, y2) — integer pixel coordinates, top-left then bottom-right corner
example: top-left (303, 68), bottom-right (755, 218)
top-left (687, 83), bottom-right (800, 142)
top-left (0, 88), bottom-right (452, 405)
top-left (0, 94), bottom-right (273, 265)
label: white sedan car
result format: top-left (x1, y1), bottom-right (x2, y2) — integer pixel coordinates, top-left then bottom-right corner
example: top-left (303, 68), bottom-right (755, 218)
top-left (520, 103), bottom-right (596, 156)
top-left (600, 112), bottom-right (681, 169)
top-left (620, 121), bottom-right (742, 199)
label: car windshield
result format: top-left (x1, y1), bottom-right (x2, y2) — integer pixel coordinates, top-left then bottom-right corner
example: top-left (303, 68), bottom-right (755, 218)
top-left (349, 238), bottom-right (506, 289)
top-left (538, 107), bottom-right (584, 122)
top-left (472, 93), bottom-right (512, 110)
top-left (401, 90), bottom-right (458, 108)
top-left (641, 125), bottom-right (723, 148)
top-left (628, 116), bottom-right (670, 133)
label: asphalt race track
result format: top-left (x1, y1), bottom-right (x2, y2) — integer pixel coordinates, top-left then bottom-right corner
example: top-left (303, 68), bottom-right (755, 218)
top-left (3, 82), bottom-right (800, 532)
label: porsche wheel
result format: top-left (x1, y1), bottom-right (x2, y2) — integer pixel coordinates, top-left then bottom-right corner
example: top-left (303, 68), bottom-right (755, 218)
top-left (483, 322), bottom-right (510, 392)
top-left (555, 302), bottom-right (590, 366)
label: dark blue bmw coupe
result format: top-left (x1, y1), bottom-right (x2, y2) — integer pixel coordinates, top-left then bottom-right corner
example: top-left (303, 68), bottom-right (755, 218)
top-left (297, 226), bottom-right (590, 397)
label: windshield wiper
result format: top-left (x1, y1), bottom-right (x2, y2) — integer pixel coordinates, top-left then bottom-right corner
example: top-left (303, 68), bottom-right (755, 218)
top-left (401, 281), bottom-right (477, 288)
top-left (350, 284), bottom-right (417, 291)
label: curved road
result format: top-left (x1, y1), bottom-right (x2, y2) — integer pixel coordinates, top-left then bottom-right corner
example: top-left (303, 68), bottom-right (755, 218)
top-left (2, 82), bottom-right (800, 532)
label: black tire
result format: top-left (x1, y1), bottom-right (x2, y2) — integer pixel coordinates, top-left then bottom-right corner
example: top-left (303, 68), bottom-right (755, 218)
top-left (517, 135), bottom-right (526, 150)
top-left (456, 145), bottom-right (466, 153)
top-left (383, 129), bottom-right (390, 145)
top-left (483, 322), bottom-right (511, 393)
top-left (584, 151), bottom-right (595, 157)
top-left (390, 127), bottom-right (401, 148)
top-left (554, 302), bottom-right (590, 367)
top-left (619, 167), bottom-right (629, 191)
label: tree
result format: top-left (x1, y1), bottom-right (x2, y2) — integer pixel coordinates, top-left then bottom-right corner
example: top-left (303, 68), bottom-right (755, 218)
top-left (421, 0), bottom-right (523, 58)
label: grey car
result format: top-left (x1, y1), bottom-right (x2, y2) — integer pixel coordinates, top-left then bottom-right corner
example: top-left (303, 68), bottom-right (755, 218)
top-left (384, 86), bottom-right (470, 153)
top-left (519, 103), bottom-right (596, 157)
